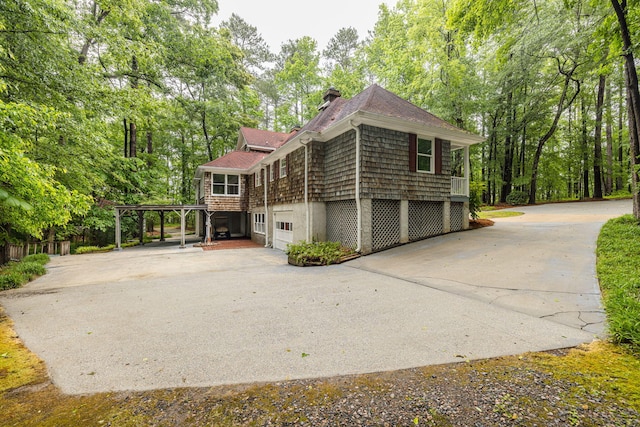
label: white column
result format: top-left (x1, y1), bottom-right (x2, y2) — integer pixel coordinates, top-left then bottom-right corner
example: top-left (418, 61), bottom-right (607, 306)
top-left (180, 208), bottom-right (186, 248)
top-left (464, 145), bottom-right (470, 197)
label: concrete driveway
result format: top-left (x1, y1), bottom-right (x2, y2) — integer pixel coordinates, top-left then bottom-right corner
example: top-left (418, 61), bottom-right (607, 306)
top-left (0, 200), bottom-right (631, 394)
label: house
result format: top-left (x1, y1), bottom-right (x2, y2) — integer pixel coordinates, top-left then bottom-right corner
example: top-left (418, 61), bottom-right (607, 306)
top-left (194, 84), bottom-right (484, 254)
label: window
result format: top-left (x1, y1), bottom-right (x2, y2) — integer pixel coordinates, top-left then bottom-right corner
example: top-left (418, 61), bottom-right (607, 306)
top-left (255, 170), bottom-right (262, 187)
top-left (275, 221), bottom-right (292, 231)
top-left (269, 163), bottom-right (275, 182)
top-left (254, 213), bottom-right (265, 234)
top-left (280, 157), bottom-right (287, 177)
top-left (417, 137), bottom-right (434, 173)
top-left (212, 174), bottom-right (240, 195)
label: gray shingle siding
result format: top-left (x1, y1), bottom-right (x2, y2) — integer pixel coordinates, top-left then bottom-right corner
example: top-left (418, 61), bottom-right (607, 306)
top-left (359, 125), bottom-right (451, 201)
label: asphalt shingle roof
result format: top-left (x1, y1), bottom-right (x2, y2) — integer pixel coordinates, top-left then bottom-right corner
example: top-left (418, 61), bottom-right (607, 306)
top-left (200, 151), bottom-right (267, 170)
top-left (240, 127), bottom-right (293, 150)
top-left (292, 84), bottom-right (465, 138)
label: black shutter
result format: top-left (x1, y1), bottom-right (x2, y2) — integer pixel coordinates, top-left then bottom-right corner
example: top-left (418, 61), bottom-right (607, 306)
top-left (409, 133), bottom-right (417, 172)
top-left (435, 138), bottom-right (443, 175)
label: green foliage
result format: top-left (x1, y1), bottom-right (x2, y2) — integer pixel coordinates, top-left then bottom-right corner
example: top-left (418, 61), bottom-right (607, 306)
top-left (21, 253), bottom-right (50, 265)
top-left (286, 241), bottom-right (355, 266)
top-left (506, 191), bottom-right (529, 206)
top-left (597, 215), bottom-right (640, 352)
top-left (469, 181), bottom-right (485, 219)
top-left (74, 245), bottom-right (116, 255)
top-left (13, 262), bottom-right (46, 278)
top-left (0, 272), bottom-right (25, 291)
top-left (0, 254), bottom-right (50, 290)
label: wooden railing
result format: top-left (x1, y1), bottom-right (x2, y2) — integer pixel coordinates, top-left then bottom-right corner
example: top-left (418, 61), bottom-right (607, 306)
top-left (7, 241), bottom-right (70, 261)
top-left (451, 177), bottom-right (468, 196)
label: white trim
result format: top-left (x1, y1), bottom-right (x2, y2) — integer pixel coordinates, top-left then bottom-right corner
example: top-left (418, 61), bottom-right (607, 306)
top-left (211, 173), bottom-right (240, 196)
top-left (280, 156), bottom-right (287, 177)
top-left (417, 136), bottom-right (435, 174)
top-left (253, 212), bottom-right (266, 234)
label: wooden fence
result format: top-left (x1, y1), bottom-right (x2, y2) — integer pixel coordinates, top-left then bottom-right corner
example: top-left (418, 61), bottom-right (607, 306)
top-left (7, 241), bottom-right (71, 261)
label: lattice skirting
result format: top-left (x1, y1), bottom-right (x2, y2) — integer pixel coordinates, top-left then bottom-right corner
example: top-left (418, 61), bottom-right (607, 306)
top-left (326, 200), bottom-right (358, 249)
top-left (408, 201), bottom-right (444, 241)
top-left (451, 202), bottom-right (464, 232)
top-left (372, 199), bottom-right (401, 251)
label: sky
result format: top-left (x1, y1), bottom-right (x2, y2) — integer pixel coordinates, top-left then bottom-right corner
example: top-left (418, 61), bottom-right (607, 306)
top-left (214, 0), bottom-right (392, 52)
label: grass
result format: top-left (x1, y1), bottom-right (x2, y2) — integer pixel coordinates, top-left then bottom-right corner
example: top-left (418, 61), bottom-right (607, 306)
top-left (477, 210), bottom-right (524, 219)
top-left (596, 214), bottom-right (640, 352)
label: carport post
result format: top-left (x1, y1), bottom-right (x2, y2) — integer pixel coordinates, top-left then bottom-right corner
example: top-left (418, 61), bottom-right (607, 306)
top-left (180, 208), bottom-right (186, 249)
top-left (160, 211), bottom-right (165, 242)
top-left (114, 208), bottom-right (122, 250)
top-left (138, 211), bottom-right (144, 245)
top-left (205, 211), bottom-right (212, 243)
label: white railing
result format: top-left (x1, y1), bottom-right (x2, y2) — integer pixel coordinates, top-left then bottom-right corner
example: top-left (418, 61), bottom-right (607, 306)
top-left (451, 177), bottom-right (468, 196)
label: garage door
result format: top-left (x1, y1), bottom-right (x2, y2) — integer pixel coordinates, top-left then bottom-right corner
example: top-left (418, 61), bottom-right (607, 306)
top-left (274, 213), bottom-right (293, 251)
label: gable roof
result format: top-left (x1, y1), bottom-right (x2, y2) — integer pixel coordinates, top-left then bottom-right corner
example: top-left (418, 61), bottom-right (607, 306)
top-left (239, 127), bottom-right (293, 151)
top-left (199, 151), bottom-right (267, 172)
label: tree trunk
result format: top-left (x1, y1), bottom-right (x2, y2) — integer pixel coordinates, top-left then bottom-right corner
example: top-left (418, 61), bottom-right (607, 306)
top-left (617, 69), bottom-right (625, 191)
top-left (123, 118), bottom-right (129, 158)
top-left (129, 121), bottom-right (137, 158)
top-left (146, 130), bottom-right (153, 155)
top-left (529, 62), bottom-right (580, 204)
top-left (501, 91), bottom-right (515, 203)
top-left (626, 63), bottom-right (640, 216)
top-left (181, 133), bottom-right (188, 202)
top-left (594, 74), bottom-right (606, 199)
top-left (611, 0), bottom-right (640, 217)
top-left (202, 110), bottom-right (213, 161)
top-left (582, 97), bottom-right (590, 199)
top-left (605, 81), bottom-right (614, 195)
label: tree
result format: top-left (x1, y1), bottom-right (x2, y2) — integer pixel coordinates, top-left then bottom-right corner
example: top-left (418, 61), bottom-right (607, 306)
top-left (274, 37), bottom-right (322, 130)
top-left (610, 0), bottom-right (640, 217)
top-left (221, 13), bottom-right (273, 74)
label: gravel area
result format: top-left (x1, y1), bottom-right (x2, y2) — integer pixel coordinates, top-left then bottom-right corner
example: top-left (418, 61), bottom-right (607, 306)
top-left (112, 350), bottom-right (639, 427)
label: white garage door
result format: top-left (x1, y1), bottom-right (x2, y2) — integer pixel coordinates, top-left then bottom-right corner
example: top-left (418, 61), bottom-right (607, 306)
top-left (274, 212), bottom-right (293, 251)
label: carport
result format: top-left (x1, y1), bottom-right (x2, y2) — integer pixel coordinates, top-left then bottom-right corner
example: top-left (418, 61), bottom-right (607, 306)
top-left (114, 205), bottom-right (210, 249)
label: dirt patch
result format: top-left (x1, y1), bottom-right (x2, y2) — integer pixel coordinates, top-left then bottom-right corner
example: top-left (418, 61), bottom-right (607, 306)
top-left (469, 218), bottom-right (495, 229)
top-left (199, 239), bottom-right (262, 250)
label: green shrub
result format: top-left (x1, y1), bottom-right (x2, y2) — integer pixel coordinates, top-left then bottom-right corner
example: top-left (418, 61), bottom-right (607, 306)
top-left (0, 254), bottom-right (50, 291)
top-left (286, 241), bottom-right (355, 266)
top-left (506, 190), bottom-right (529, 205)
top-left (0, 272), bottom-right (26, 290)
top-left (597, 215), bottom-right (640, 352)
top-left (13, 261), bottom-right (46, 277)
top-left (469, 181), bottom-right (485, 220)
top-left (22, 253), bottom-right (50, 265)
top-left (74, 244), bottom-right (115, 254)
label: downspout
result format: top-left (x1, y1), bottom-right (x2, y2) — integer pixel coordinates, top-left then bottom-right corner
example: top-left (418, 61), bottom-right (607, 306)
top-left (350, 120), bottom-right (362, 252)
top-left (300, 139), bottom-right (311, 241)
top-left (263, 164), bottom-right (269, 247)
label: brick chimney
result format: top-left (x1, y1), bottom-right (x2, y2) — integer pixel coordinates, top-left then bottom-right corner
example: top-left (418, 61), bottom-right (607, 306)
top-left (323, 87), bottom-right (341, 103)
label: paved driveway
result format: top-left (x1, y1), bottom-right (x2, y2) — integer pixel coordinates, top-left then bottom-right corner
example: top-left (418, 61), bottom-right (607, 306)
top-left (0, 200), bottom-right (631, 394)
